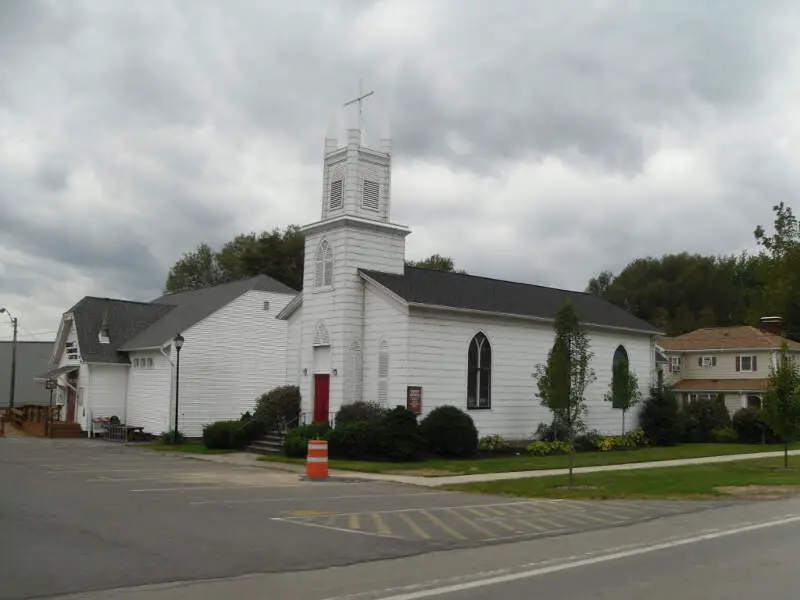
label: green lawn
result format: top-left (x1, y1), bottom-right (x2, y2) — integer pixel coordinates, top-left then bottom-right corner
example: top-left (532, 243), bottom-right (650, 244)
top-left (258, 442), bottom-right (800, 476)
top-left (444, 457), bottom-right (800, 499)
top-left (140, 442), bottom-right (237, 455)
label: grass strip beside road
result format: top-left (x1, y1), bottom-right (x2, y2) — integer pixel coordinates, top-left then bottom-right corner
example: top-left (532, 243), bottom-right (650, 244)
top-left (259, 442), bottom-right (800, 476)
top-left (442, 457), bottom-right (800, 499)
top-left (140, 442), bottom-right (237, 454)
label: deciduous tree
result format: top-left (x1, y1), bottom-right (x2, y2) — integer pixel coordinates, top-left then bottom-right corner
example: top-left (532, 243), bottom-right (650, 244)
top-left (761, 342), bottom-right (800, 467)
top-left (534, 300), bottom-right (596, 488)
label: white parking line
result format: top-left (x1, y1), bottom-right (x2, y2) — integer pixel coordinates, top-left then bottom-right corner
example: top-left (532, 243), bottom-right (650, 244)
top-left (189, 491), bottom-right (457, 505)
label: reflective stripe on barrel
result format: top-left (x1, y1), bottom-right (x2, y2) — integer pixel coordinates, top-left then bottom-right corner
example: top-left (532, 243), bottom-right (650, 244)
top-left (306, 439), bottom-right (329, 479)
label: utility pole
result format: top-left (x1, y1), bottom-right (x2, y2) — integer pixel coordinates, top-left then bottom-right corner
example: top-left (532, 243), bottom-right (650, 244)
top-left (0, 308), bottom-right (17, 409)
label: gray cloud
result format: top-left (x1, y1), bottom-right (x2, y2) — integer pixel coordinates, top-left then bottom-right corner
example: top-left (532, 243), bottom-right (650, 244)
top-left (1, 0), bottom-right (799, 338)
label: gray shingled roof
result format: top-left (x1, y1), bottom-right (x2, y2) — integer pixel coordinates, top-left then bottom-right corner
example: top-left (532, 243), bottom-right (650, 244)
top-left (120, 275), bottom-right (296, 350)
top-left (67, 298), bottom-right (174, 364)
top-left (361, 266), bottom-right (661, 334)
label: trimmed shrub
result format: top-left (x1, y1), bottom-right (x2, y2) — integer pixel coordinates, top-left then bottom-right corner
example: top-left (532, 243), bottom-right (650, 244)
top-left (419, 405), bottom-right (479, 458)
top-left (732, 407), bottom-right (778, 444)
top-left (681, 398), bottom-right (731, 443)
top-left (378, 407), bottom-right (426, 461)
top-left (335, 401), bottom-right (388, 428)
top-left (202, 420), bottom-right (247, 449)
top-left (479, 434), bottom-right (516, 455)
top-left (638, 386), bottom-right (683, 446)
top-left (534, 414), bottom-right (571, 442)
top-left (711, 427), bottom-right (738, 443)
top-left (284, 422), bottom-right (331, 458)
top-left (329, 421), bottom-right (381, 460)
top-left (527, 440), bottom-right (570, 455)
top-left (254, 385), bottom-right (301, 432)
top-left (573, 430), bottom-right (602, 452)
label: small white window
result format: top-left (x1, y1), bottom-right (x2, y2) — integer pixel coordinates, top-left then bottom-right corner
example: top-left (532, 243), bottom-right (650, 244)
top-left (738, 355), bottom-right (756, 372)
top-left (330, 179), bottom-right (343, 210)
top-left (362, 180), bottom-right (380, 211)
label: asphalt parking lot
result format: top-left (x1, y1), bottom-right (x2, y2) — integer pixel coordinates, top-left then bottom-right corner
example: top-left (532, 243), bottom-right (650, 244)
top-left (0, 437), bottom-right (731, 599)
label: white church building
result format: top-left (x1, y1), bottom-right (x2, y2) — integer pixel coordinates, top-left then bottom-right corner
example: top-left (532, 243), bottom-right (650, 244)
top-left (278, 115), bottom-right (662, 440)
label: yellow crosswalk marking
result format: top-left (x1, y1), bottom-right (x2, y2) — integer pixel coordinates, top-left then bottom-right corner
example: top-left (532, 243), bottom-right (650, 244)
top-left (348, 514), bottom-right (361, 530)
top-left (447, 508), bottom-right (497, 538)
top-left (464, 507), bottom-right (517, 533)
top-left (515, 517), bottom-right (549, 532)
top-left (372, 512), bottom-right (392, 536)
top-left (421, 510), bottom-right (467, 540)
top-left (399, 511), bottom-right (431, 540)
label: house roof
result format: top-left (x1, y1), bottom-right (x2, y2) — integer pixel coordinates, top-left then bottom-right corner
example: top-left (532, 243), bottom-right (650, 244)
top-left (671, 378), bottom-right (769, 392)
top-left (120, 275), bottom-right (296, 351)
top-left (657, 326), bottom-right (800, 352)
top-left (66, 297), bottom-right (174, 364)
top-left (360, 266), bottom-right (661, 334)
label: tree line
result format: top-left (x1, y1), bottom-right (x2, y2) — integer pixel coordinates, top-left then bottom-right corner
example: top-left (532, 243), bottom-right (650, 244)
top-left (585, 203), bottom-right (800, 340)
top-left (164, 226), bottom-right (462, 294)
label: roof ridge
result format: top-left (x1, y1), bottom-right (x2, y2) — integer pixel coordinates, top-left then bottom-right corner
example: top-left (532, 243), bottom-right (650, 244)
top-left (156, 274), bottom-right (272, 299)
top-left (80, 296), bottom-right (162, 307)
top-left (400, 265), bottom-right (592, 296)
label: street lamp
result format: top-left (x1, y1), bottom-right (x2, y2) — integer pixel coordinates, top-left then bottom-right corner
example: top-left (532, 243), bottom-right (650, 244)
top-left (173, 333), bottom-right (184, 444)
top-left (0, 308), bottom-right (18, 409)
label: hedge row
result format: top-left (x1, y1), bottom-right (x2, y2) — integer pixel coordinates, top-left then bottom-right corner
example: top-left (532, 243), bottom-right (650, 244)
top-left (284, 403), bottom-right (479, 462)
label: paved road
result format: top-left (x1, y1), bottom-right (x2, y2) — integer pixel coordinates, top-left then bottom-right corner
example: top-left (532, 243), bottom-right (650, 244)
top-left (0, 437), bottom-right (746, 599)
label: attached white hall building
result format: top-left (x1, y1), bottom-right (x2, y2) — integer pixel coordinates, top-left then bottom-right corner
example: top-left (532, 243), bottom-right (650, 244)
top-left (278, 121), bottom-right (662, 439)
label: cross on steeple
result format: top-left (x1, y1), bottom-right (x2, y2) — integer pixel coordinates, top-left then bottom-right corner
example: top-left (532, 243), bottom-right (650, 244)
top-left (343, 79), bottom-right (374, 137)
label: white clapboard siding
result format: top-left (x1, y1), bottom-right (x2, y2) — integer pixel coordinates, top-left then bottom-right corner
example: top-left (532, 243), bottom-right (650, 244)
top-left (126, 351), bottom-right (172, 435)
top-left (87, 365), bottom-right (129, 423)
top-left (172, 289), bottom-right (292, 437)
top-left (406, 309), bottom-right (654, 440)
top-left (363, 283), bottom-right (408, 408)
top-left (286, 308), bottom-right (302, 387)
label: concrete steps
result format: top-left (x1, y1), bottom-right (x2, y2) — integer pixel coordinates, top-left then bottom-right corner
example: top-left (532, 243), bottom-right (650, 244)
top-left (245, 432), bottom-right (284, 455)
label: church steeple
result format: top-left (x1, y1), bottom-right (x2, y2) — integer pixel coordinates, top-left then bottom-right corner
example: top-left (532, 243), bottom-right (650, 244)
top-left (320, 89), bottom-right (392, 223)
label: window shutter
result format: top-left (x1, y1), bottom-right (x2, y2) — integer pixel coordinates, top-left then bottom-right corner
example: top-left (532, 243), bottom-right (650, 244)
top-left (735, 356), bottom-right (741, 371)
top-left (752, 355), bottom-right (757, 371)
top-left (698, 357), bottom-right (702, 367)
top-left (712, 357), bottom-right (717, 367)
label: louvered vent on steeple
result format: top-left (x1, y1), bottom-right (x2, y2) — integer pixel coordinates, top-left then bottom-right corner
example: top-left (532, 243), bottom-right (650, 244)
top-left (330, 179), bottom-right (343, 210)
top-left (362, 180), bottom-right (380, 211)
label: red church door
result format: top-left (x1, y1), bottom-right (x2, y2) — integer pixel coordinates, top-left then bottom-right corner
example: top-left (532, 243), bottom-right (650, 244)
top-left (314, 374), bottom-right (330, 424)
top-left (66, 389), bottom-right (76, 422)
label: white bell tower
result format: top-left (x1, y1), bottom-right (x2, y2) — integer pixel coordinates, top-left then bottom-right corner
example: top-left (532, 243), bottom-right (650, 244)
top-left (297, 86), bottom-right (410, 420)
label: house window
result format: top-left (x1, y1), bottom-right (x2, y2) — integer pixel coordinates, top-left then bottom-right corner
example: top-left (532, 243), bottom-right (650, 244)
top-left (747, 395), bottom-right (762, 409)
top-left (133, 358), bottom-right (140, 368)
top-left (263, 301), bottom-right (270, 312)
top-left (669, 356), bottom-right (681, 373)
top-left (378, 340), bottom-right (389, 404)
top-left (147, 358), bottom-right (153, 369)
top-left (687, 393), bottom-right (719, 403)
top-left (329, 179), bottom-right (343, 210)
top-left (698, 356), bottom-right (717, 368)
top-left (467, 332), bottom-right (492, 409)
top-left (314, 240), bottom-right (333, 289)
top-left (362, 180), bottom-right (380, 211)
top-left (736, 355), bottom-right (757, 372)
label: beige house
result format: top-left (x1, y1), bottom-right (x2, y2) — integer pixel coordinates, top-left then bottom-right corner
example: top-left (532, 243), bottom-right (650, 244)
top-left (656, 317), bottom-right (800, 415)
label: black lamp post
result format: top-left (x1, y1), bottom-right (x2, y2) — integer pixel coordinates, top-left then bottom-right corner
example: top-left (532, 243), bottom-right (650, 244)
top-left (45, 378), bottom-right (56, 436)
top-left (173, 333), bottom-right (184, 444)
top-left (0, 308), bottom-right (18, 409)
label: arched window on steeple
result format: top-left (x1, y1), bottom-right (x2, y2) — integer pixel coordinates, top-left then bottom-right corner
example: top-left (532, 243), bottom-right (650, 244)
top-left (314, 239), bottom-right (333, 289)
top-left (467, 332), bottom-right (492, 409)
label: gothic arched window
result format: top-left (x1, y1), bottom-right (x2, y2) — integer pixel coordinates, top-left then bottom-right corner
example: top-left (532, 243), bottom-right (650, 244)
top-left (467, 332), bottom-right (492, 409)
top-left (314, 239), bottom-right (333, 289)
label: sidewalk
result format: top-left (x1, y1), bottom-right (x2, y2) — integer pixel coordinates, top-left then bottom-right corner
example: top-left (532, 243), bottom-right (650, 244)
top-left (155, 447), bottom-right (800, 488)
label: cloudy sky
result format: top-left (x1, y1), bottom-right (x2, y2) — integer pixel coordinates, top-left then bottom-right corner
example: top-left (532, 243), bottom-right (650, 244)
top-left (1, 0), bottom-right (799, 341)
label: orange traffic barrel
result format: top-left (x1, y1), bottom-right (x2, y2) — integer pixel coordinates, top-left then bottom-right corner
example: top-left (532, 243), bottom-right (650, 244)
top-left (306, 438), bottom-right (329, 479)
